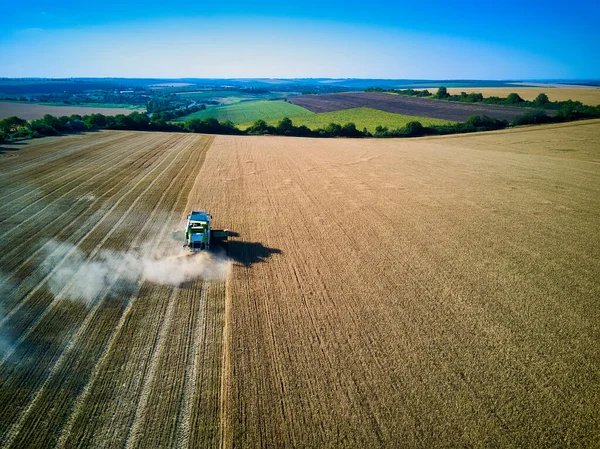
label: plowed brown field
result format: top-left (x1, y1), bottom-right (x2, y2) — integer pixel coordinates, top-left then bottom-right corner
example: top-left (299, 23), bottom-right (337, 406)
top-left (1, 121), bottom-right (599, 448)
top-left (288, 92), bottom-right (543, 121)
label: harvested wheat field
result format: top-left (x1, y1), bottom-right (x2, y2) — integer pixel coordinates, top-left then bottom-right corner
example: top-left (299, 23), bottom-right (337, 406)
top-left (0, 131), bottom-right (227, 449)
top-left (1, 120), bottom-right (599, 448)
top-left (430, 87), bottom-right (600, 105)
top-left (0, 102), bottom-right (140, 120)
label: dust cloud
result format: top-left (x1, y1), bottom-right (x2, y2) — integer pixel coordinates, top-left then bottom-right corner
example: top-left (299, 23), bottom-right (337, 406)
top-left (40, 239), bottom-right (231, 304)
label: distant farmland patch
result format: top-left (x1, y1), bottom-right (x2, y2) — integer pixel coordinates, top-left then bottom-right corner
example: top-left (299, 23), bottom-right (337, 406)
top-left (288, 92), bottom-right (538, 122)
top-left (178, 100), bottom-right (312, 124)
top-left (149, 82), bottom-right (196, 87)
top-left (239, 107), bottom-right (454, 132)
top-left (176, 90), bottom-right (292, 105)
top-left (427, 87), bottom-right (600, 105)
top-left (0, 101), bottom-right (140, 120)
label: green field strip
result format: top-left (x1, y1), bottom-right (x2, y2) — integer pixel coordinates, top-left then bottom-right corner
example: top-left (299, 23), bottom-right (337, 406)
top-left (239, 107), bottom-right (455, 132)
top-left (178, 100), bottom-right (313, 124)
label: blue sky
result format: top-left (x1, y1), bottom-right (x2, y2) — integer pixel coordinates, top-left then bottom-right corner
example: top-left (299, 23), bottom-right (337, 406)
top-left (1, 0), bottom-right (598, 79)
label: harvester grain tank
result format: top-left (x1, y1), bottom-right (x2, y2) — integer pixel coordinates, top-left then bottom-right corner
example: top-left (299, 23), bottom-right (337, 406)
top-left (184, 210), bottom-right (229, 251)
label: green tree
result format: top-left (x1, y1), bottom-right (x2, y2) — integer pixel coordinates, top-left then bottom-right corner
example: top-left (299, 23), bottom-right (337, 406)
top-left (30, 120), bottom-right (57, 135)
top-left (0, 116), bottom-right (28, 134)
top-left (203, 118), bottom-right (221, 132)
top-left (185, 118), bottom-right (204, 133)
top-left (85, 113), bottom-right (107, 129)
top-left (113, 114), bottom-right (135, 129)
top-left (505, 93), bottom-right (524, 104)
top-left (340, 122), bottom-right (362, 137)
top-left (41, 114), bottom-right (64, 131)
top-left (295, 125), bottom-right (313, 137)
top-left (465, 115), bottom-right (508, 130)
top-left (128, 111), bottom-right (149, 129)
top-left (70, 120), bottom-right (88, 131)
top-left (511, 110), bottom-right (550, 126)
top-left (435, 87), bottom-right (449, 99)
top-left (247, 119), bottom-right (273, 134)
top-left (533, 93), bottom-right (550, 106)
top-left (324, 123), bottom-right (342, 136)
top-left (374, 125), bottom-right (389, 136)
top-left (405, 121), bottom-right (424, 136)
top-left (276, 117), bottom-right (294, 135)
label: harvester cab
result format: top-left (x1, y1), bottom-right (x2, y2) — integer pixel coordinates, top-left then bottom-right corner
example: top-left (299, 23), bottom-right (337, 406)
top-left (184, 210), bottom-right (229, 252)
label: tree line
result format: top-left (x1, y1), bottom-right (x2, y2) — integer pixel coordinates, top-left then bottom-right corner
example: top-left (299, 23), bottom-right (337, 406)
top-left (373, 87), bottom-right (600, 120)
top-left (2, 99), bottom-right (599, 144)
top-left (0, 111), bottom-right (511, 142)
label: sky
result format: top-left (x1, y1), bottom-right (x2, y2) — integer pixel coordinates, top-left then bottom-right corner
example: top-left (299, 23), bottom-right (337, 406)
top-left (0, 0), bottom-right (598, 79)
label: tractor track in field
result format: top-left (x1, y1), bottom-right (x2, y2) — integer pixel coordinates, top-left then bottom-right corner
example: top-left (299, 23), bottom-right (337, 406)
top-left (55, 135), bottom-right (213, 449)
top-left (0, 139), bottom-right (165, 273)
top-left (0, 132), bottom-right (136, 197)
top-left (176, 280), bottom-right (210, 449)
top-left (0, 142), bottom-right (117, 209)
top-left (0, 132), bottom-right (129, 178)
top-left (0, 133), bottom-right (148, 220)
top-left (218, 280), bottom-right (232, 449)
top-left (0, 138), bottom-right (196, 446)
top-left (0, 133), bottom-right (167, 235)
top-left (2, 134), bottom-right (179, 260)
top-left (123, 287), bottom-right (180, 449)
top-left (0, 134), bottom-right (213, 448)
top-left (0, 142), bottom-right (166, 314)
top-left (8, 136), bottom-right (211, 444)
top-left (0, 134), bottom-right (173, 248)
top-left (0, 133), bottom-right (190, 353)
top-left (0, 135), bottom-right (185, 330)
top-left (0, 132), bottom-right (131, 189)
top-left (0, 133), bottom-right (156, 237)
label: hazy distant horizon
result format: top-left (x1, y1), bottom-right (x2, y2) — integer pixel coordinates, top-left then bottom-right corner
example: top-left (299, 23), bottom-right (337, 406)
top-left (1, 77), bottom-right (599, 84)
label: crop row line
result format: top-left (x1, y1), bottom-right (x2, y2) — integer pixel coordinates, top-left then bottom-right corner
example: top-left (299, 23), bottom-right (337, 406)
top-left (0, 131), bottom-right (129, 181)
top-left (0, 136), bottom-right (165, 273)
top-left (0, 133), bottom-right (188, 361)
top-left (0, 134), bottom-right (185, 328)
top-left (0, 135), bottom-right (206, 447)
top-left (56, 136), bottom-right (212, 448)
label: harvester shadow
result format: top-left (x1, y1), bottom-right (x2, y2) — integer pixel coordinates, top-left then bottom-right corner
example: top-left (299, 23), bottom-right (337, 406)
top-left (225, 240), bottom-right (282, 267)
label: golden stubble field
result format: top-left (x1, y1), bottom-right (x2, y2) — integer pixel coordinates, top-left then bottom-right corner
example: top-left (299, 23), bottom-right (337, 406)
top-left (0, 120), bottom-right (599, 448)
top-left (0, 132), bottom-right (225, 449)
top-left (0, 102), bottom-right (140, 120)
top-left (204, 121), bottom-right (600, 448)
top-left (425, 87), bottom-right (600, 105)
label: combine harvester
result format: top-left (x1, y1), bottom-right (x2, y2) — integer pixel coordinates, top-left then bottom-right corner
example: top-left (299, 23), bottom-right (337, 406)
top-left (183, 210), bottom-right (229, 252)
